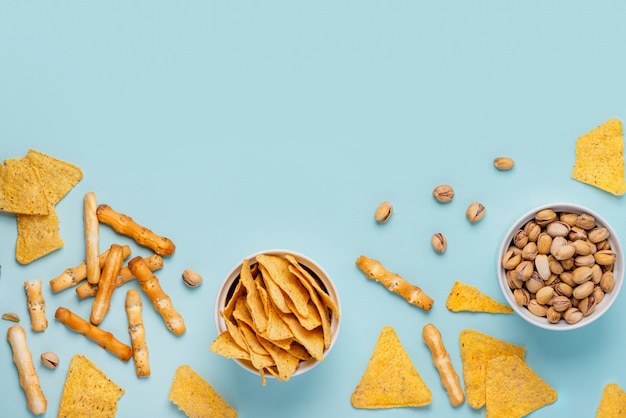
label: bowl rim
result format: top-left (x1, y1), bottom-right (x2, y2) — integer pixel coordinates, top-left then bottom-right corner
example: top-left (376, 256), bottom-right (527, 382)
top-left (214, 248), bottom-right (342, 377)
top-left (497, 202), bottom-right (624, 331)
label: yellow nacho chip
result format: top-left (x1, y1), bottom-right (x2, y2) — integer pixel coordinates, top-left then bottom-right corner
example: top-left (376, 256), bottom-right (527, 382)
top-left (15, 203), bottom-right (64, 264)
top-left (486, 355), bottom-right (557, 418)
top-left (446, 280), bottom-right (513, 314)
top-left (351, 326), bottom-right (432, 409)
top-left (597, 383), bottom-right (626, 417)
top-left (459, 330), bottom-right (526, 409)
top-left (25, 149), bottom-right (83, 204)
top-left (0, 157), bottom-right (49, 215)
top-left (256, 254), bottom-right (310, 317)
top-left (169, 365), bottom-right (237, 418)
top-left (572, 118), bottom-right (626, 195)
top-left (58, 354), bottom-right (125, 418)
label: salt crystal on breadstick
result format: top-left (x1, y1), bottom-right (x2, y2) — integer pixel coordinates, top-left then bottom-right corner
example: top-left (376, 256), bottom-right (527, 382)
top-left (128, 256), bottom-right (186, 335)
top-left (7, 324), bottom-right (47, 415)
top-left (96, 204), bottom-right (176, 256)
top-left (126, 289), bottom-right (150, 377)
top-left (90, 244), bottom-right (125, 325)
top-left (55, 307), bottom-right (132, 362)
top-left (84, 192), bottom-right (100, 285)
top-left (24, 279), bottom-right (47, 332)
top-left (355, 255), bottom-right (434, 311)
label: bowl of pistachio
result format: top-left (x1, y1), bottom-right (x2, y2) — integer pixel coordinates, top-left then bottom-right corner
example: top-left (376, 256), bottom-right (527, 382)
top-left (497, 202), bottom-right (623, 331)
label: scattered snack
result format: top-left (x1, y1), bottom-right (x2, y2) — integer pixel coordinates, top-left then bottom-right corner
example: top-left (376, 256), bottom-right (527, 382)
top-left (76, 253), bottom-right (163, 299)
top-left (432, 184), bottom-right (454, 203)
top-left (90, 244), bottom-right (126, 325)
top-left (422, 323), bottom-right (465, 407)
top-left (169, 365), bottom-right (238, 418)
top-left (49, 245), bottom-right (132, 293)
top-left (84, 191), bottom-right (101, 285)
top-left (125, 289), bottom-right (150, 377)
top-left (2, 312), bottom-right (20, 322)
top-left (16, 206), bottom-right (65, 264)
top-left (96, 203), bottom-right (176, 256)
top-left (0, 156), bottom-right (49, 215)
top-left (40, 351), bottom-right (59, 369)
top-left (466, 201), bottom-right (486, 223)
top-left (596, 383), bottom-right (626, 417)
top-left (446, 280), bottom-right (513, 314)
top-left (355, 255), bottom-right (433, 311)
top-left (58, 354), bottom-right (125, 418)
top-left (24, 279), bottom-right (48, 331)
top-left (182, 268), bottom-right (203, 287)
top-left (7, 324), bottom-right (47, 416)
top-left (486, 355), bottom-right (557, 418)
top-left (54, 307), bottom-right (132, 362)
top-left (571, 118), bottom-right (626, 195)
top-left (374, 201), bottom-right (393, 223)
top-left (128, 256), bottom-right (186, 335)
top-left (459, 330), bottom-right (526, 409)
top-left (351, 326), bottom-right (432, 409)
top-left (23, 149), bottom-right (84, 205)
top-left (431, 232), bottom-right (447, 253)
top-left (493, 157), bottom-right (515, 171)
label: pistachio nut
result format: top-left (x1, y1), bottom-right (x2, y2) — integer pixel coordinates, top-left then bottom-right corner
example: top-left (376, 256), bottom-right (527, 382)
top-left (572, 281), bottom-right (595, 300)
top-left (553, 244), bottom-right (575, 261)
top-left (548, 255), bottom-right (565, 275)
top-left (559, 271), bottom-right (576, 287)
top-left (521, 242), bottom-right (538, 261)
top-left (572, 266), bottom-right (593, 284)
top-left (578, 296), bottom-right (596, 317)
top-left (560, 257), bottom-right (575, 271)
top-left (513, 288), bottom-right (531, 306)
top-left (182, 269), bottom-right (203, 287)
top-left (466, 201), bottom-right (486, 223)
top-left (536, 233), bottom-right (553, 255)
top-left (546, 221), bottom-right (571, 238)
top-left (596, 240), bottom-right (611, 251)
top-left (525, 273), bottom-right (544, 294)
top-left (514, 260), bottom-right (534, 281)
top-left (588, 227), bottom-right (610, 243)
top-left (563, 307), bottom-right (583, 324)
top-left (554, 282), bottom-right (573, 297)
top-left (527, 300), bottom-right (548, 317)
top-left (2, 312), bottom-right (20, 322)
top-left (506, 270), bottom-right (523, 289)
top-left (546, 306), bottom-right (562, 324)
top-left (432, 184), bottom-right (454, 203)
top-left (572, 239), bottom-right (592, 255)
top-left (502, 249), bottom-right (522, 270)
top-left (535, 209), bottom-right (557, 226)
top-left (560, 212), bottom-right (579, 227)
top-left (534, 254), bottom-right (551, 281)
top-left (494, 157), bottom-right (515, 170)
top-left (568, 226), bottom-right (588, 241)
top-left (594, 250), bottom-right (617, 266)
top-left (431, 233), bottom-right (447, 254)
top-left (535, 286), bottom-right (555, 305)
top-left (524, 221), bottom-right (541, 242)
top-left (41, 351), bottom-right (60, 369)
top-left (576, 213), bottom-right (596, 230)
top-left (600, 271), bottom-right (615, 293)
top-left (552, 295), bottom-right (572, 312)
top-left (593, 286), bottom-right (605, 304)
top-left (374, 201), bottom-right (393, 223)
top-left (513, 230), bottom-right (529, 249)
top-left (590, 264), bottom-right (603, 284)
top-left (574, 254), bottom-right (595, 268)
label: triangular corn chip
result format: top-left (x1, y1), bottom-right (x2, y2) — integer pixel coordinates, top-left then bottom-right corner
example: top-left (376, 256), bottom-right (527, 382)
top-left (25, 149), bottom-right (83, 204)
top-left (169, 365), bottom-right (237, 418)
top-left (16, 203), bottom-right (64, 264)
top-left (597, 383), bottom-right (626, 418)
top-left (351, 326), bottom-right (432, 409)
top-left (446, 281), bottom-right (513, 314)
top-left (0, 157), bottom-right (49, 215)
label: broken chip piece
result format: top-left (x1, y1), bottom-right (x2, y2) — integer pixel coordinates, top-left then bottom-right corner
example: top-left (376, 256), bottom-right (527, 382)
top-left (446, 280), bottom-right (513, 314)
top-left (169, 365), bottom-right (237, 418)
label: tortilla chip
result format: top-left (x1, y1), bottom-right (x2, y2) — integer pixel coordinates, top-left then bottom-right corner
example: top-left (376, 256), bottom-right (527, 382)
top-left (280, 312), bottom-right (325, 361)
top-left (351, 326), bottom-right (432, 409)
top-left (290, 265), bottom-right (332, 348)
top-left (446, 280), bottom-right (513, 314)
top-left (486, 355), bottom-right (557, 418)
top-left (240, 259), bottom-right (268, 333)
top-left (460, 330), bottom-right (526, 409)
top-left (258, 336), bottom-right (300, 381)
top-left (169, 365), bottom-right (237, 418)
top-left (285, 254), bottom-right (339, 316)
top-left (57, 354), bottom-right (124, 418)
top-left (572, 118), bottom-right (626, 195)
top-left (15, 204), bottom-right (64, 264)
top-left (210, 331), bottom-right (250, 361)
top-left (25, 149), bottom-right (83, 204)
top-left (597, 383), bottom-right (626, 417)
top-left (0, 157), bottom-right (49, 215)
top-left (256, 254), bottom-right (310, 317)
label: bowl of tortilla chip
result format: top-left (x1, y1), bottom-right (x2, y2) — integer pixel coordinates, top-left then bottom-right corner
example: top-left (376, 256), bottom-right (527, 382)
top-left (211, 249), bottom-right (341, 383)
top-left (498, 202), bottom-right (623, 331)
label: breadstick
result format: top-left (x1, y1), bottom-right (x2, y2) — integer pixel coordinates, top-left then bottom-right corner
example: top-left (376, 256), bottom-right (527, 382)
top-left (125, 289), bottom-right (150, 377)
top-left (7, 325), bottom-right (47, 415)
top-left (24, 279), bottom-right (47, 332)
top-left (422, 323), bottom-right (465, 407)
top-left (355, 255), bottom-right (434, 311)
top-left (128, 256), bottom-right (186, 335)
top-left (49, 245), bottom-right (132, 293)
top-left (55, 307), bottom-right (132, 362)
top-left (84, 192), bottom-right (100, 285)
top-left (76, 253), bottom-right (163, 299)
top-left (90, 244), bottom-right (125, 325)
top-left (96, 203), bottom-right (176, 256)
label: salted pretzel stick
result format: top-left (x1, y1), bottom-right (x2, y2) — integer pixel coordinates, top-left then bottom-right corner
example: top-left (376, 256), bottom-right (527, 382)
top-left (90, 244), bottom-right (125, 325)
top-left (24, 279), bottom-right (47, 332)
top-left (96, 203), bottom-right (176, 256)
top-left (128, 256), bottom-right (186, 335)
top-left (7, 325), bottom-right (47, 415)
top-left (355, 255), bottom-right (434, 311)
top-left (76, 254), bottom-right (164, 299)
top-left (126, 289), bottom-right (150, 377)
top-left (55, 307), bottom-right (132, 362)
top-left (84, 192), bottom-right (100, 285)
top-left (423, 323), bottom-right (465, 407)
top-left (49, 245), bottom-right (132, 293)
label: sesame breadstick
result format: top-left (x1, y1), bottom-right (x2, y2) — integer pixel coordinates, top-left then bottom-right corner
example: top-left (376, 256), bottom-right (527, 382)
top-left (7, 325), bottom-right (47, 415)
top-left (125, 289), bottom-right (150, 377)
top-left (423, 323), bottom-right (465, 407)
top-left (84, 192), bottom-right (100, 284)
top-left (90, 244), bottom-right (125, 325)
top-left (24, 279), bottom-right (47, 332)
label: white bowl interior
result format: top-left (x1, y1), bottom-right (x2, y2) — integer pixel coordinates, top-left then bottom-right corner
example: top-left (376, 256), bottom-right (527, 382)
top-left (497, 203), bottom-right (624, 331)
top-left (214, 249), bottom-right (342, 377)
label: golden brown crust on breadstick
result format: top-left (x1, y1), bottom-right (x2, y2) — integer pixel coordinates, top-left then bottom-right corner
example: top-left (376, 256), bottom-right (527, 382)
top-left (75, 253), bottom-right (163, 299)
top-left (125, 289), bottom-right (150, 377)
top-left (49, 245), bottom-right (132, 293)
top-left (7, 324), bottom-right (47, 415)
top-left (24, 279), bottom-right (47, 332)
top-left (355, 255), bottom-right (434, 311)
top-left (84, 192), bottom-right (100, 285)
top-left (55, 307), bottom-right (132, 362)
top-left (90, 244), bottom-right (125, 325)
top-left (96, 204), bottom-right (175, 256)
top-left (128, 256), bottom-right (186, 335)
top-left (423, 323), bottom-right (465, 407)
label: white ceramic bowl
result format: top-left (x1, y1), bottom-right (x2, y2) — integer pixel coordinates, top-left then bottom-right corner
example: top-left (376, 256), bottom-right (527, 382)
top-left (497, 203), bottom-right (623, 331)
top-left (214, 249), bottom-right (341, 378)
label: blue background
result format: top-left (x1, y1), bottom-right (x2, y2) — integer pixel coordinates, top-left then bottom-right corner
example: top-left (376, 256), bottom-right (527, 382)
top-left (1, 1), bottom-right (626, 417)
